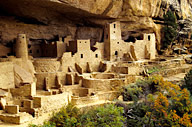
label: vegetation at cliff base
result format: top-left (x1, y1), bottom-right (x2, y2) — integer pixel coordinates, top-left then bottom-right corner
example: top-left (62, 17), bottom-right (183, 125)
top-left (121, 75), bottom-right (192, 126)
top-left (29, 103), bottom-right (125, 127)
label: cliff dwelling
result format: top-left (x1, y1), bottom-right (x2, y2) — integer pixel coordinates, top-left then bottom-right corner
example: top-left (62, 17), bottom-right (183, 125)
top-left (0, 21), bottom-right (159, 125)
top-left (0, 0), bottom-right (192, 126)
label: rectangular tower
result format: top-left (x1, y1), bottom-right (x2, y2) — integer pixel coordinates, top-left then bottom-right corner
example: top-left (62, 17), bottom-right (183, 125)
top-left (104, 21), bottom-right (122, 61)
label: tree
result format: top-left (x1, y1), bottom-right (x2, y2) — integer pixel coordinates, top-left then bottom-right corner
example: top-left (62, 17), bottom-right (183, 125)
top-left (162, 10), bottom-right (178, 49)
top-left (183, 69), bottom-right (192, 94)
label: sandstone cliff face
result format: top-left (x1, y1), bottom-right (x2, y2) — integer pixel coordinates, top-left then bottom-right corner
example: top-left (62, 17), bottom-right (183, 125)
top-left (0, 0), bottom-right (191, 48)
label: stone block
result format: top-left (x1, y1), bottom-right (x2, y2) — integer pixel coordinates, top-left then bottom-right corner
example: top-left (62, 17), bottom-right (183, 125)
top-left (66, 73), bottom-right (74, 85)
top-left (31, 82), bottom-right (36, 96)
top-left (86, 62), bottom-right (92, 73)
top-left (33, 97), bottom-right (41, 108)
top-left (75, 63), bottom-right (83, 74)
top-left (5, 105), bottom-right (19, 114)
top-left (45, 77), bottom-right (50, 90)
top-left (130, 45), bottom-right (138, 61)
top-left (23, 100), bottom-right (33, 109)
top-left (0, 112), bottom-right (33, 124)
top-left (0, 98), bottom-right (6, 110)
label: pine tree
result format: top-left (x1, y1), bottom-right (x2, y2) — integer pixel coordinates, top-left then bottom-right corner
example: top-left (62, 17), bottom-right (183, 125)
top-left (162, 10), bottom-right (178, 49)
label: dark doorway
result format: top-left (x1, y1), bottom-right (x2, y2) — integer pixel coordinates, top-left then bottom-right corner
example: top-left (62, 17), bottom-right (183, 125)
top-left (115, 51), bottom-right (118, 56)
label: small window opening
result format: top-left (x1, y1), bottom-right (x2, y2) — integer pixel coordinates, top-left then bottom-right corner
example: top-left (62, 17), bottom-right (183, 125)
top-left (117, 42), bottom-right (119, 44)
top-left (114, 31), bottom-right (115, 33)
top-left (148, 35), bottom-right (151, 41)
top-left (81, 54), bottom-right (83, 58)
top-left (21, 101), bottom-right (24, 107)
top-left (29, 50), bottom-right (32, 53)
top-left (115, 51), bottom-right (118, 56)
top-left (95, 54), bottom-right (98, 58)
top-left (114, 24), bottom-right (116, 28)
top-left (36, 49), bottom-right (39, 53)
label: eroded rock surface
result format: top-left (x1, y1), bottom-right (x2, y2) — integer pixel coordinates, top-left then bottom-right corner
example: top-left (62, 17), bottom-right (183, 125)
top-left (0, 0), bottom-right (191, 48)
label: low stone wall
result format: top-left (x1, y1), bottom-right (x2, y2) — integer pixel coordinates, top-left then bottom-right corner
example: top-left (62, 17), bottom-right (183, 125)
top-left (35, 72), bottom-right (65, 90)
top-left (71, 91), bottom-right (118, 105)
top-left (0, 112), bottom-right (33, 124)
top-left (71, 95), bottom-right (99, 105)
top-left (91, 73), bottom-right (115, 79)
top-left (82, 78), bottom-right (124, 91)
top-left (33, 92), bottom-right (71, 116)
top-left (33, 59), bottom-right (60, 73)
top-left (72, 88), bottom-right (89, 97)
top-left (97, 91), bottom-right (119, 101)
top-left (35, 73), bottom-right (57, 90)
top-left (112, 66), bottom-right (129, 74)
top-left (10, 83), bottom-right (36, 97)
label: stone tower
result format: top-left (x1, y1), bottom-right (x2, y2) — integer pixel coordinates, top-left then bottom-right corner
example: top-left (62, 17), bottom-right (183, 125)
top-left (16, 34), bottom-right (28, 60)
top-left (104, 21), bottom-right (122, 61)
top-left (144, 33), bottom-right (156, 60)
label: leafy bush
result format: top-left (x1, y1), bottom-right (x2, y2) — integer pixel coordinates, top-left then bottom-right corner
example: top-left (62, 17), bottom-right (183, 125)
top-left (183, 69), bottom-right (192, 94)
top-left (50, 103), bottom-right (80, 127)
top-left (30, 104), bottom-right (125, 127)
top-left (147, 67), bottom-right (160, 74)
top-left (122, 84), bottom-right (142, 101)
top-left (125, 102), bottom-right (152, 127)
top-left (122, 76), bottom-right (159, 101)
top-left (134, 77), bottom-right (158, 95)
top-left (80, 104), bottom-right (125, 127)
top-left (29, 121), bottom-right (56, 127)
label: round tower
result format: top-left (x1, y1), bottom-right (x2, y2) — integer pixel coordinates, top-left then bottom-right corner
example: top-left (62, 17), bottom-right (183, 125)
top-left (16, 34), bottom-right (28, 60)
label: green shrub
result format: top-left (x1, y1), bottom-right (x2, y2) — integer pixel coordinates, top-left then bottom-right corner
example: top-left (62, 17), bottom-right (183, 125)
top-left (122, 77), bottom-right (159, 102)
top-left (125, 102), bottom-right (152, 127)
top-left (183, 69), bottom-right (192, 94)
top-left (122, 84), bottom-right (142, 101)
top-left (80, 104), bottom-right (125, 127)
top-left (147, 67), bottom-right (160, 74)
top-left (30, 103), bottom-right (125, 127)
top-left (29, 121), bottom-right (56, 127)
top-left (49, 103), bottom-right (80, 127)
